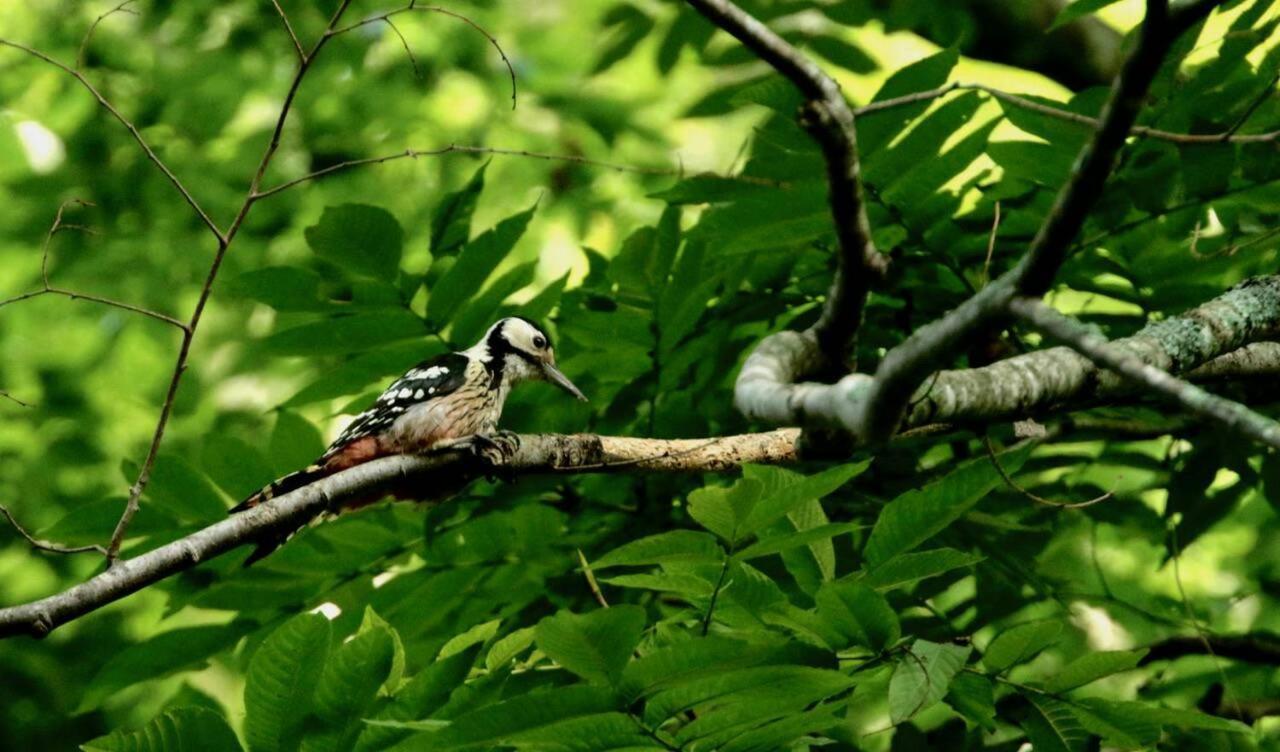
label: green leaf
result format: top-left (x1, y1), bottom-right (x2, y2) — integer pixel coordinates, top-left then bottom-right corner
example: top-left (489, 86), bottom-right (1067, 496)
top-left (142, 453), bottom-right (230, 522)
top-left (644, 666), bottom-right (854, 727)
top-left (1016, 694), bottom-right (1090, 752)
top-left (735, 522), bottom-right (864, 561)
top-left (79, 622), bottom-right (253, 713)
top-left (354, 646), bottom-right (479, 752)
top-left (1051, 0), bottom-right (1123, 30)
top-left (430, 161), bottom-right (487, 257)
top-left (863, 548), bottom-right (985, 590)
top-left (262, 310), bottom-right (425, 357)
top-left (226, 266), bottom-right (324, 311)
top-left (535, 606), bottom-right (645, 687)
top-left (301, 622), bottom-right (396, 752)
top-left (888, 640), bottom-right (972, 724)
top-left (1071, 697), bottom-right (1250, 744)
top-left (305, 204), bottom-right (404, 280)
top-left (982, 620), bottom-right (1063, 673)
top-left (448, 260), bottom-right (538, 344)
top-left (740, 462), bottom-right (869, 536)
top-left (409, 685), bottom-right (621, 749)
top-left (859, 48), bottom-right (959, 153)
top-left (201, 435), bottom-right (278, 502)
top-left (1043, 649), bottom-right (1148, 693)
top-left (244, 613), bottom-right (332, 752)
top-left (620, 636), bottom-right (774, 700)
top-left (485, 626), bottom-right (537, 670)
top-left (594, 530), bottom-right (723, 568)
top-left (269, 411), bottom-right (326, 476)
top-left (945, 671), bottom-right (996, 731)
top-left (687, 478), bottom-right (762, 545)
top-left (81, 707), bottom-right (241, 752)
top-left (358, 607), bottom-right (405, 695)
top-left (815, 580), bottom-right (900, 653)
top-left (864, 445), bottom-right (1032, 568)
top-left (437, 618), bottom-right (502, 660)
top-left (427, 203), bottom-right (536, 322)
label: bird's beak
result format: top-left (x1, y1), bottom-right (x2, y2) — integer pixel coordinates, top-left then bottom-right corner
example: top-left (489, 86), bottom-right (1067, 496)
top-left (542, 362), bottom-right (587, 401)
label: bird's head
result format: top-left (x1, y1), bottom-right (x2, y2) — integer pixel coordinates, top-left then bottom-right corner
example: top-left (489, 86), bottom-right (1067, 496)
top-left (475, 317), bottom-right (586, 400)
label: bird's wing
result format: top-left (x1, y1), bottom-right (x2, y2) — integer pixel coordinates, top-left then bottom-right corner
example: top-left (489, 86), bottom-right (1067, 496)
top-left (327, 352), bottom-right (470, 451)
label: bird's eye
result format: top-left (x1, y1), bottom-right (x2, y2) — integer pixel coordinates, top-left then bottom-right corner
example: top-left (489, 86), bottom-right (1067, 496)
top-left (533, 335), bottom-right (547, 349)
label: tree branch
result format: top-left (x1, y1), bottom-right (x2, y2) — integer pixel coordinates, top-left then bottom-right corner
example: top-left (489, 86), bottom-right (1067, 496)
top-left (685, 0), bottom-right (886, 368)
top-left (0, 430), bottom-right (800, 639)
top-left (1009, 295), bottom-right (1280, 450)
top-left (739, 275), bottom-right (1280, 437)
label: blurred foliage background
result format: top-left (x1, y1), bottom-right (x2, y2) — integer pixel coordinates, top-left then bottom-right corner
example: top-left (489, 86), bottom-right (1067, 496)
top-left (3, 0), bottom-right (1280, 749)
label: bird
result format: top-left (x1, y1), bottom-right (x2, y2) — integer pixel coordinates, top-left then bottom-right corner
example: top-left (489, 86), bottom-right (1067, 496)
top-left (230, 316), bottom-right (585, 565)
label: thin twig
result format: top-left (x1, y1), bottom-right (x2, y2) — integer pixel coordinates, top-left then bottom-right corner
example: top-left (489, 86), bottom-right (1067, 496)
top-left (0, 504), bottom-right (109, 556)
top-left (331, 3), bottom-right (517, 108)
top-left (269, 0), bottom-right (306, 61)
top-left (0, 201), bottom-right (188, 330)
top-left (0, 40), bottom-right (225, 242)
top-left (0, 391), bottom-right (32, 408)
top-left (1169, 523), bottom-right (1243, 718)
top-left (983, 436), bottom-right (1113, 509)
top-left (253, 144), bottom-right (785, 199)
top-left (702, 556), bottom-right (732, 636)
top-left (982, 201), bottom-right (1001, 287)
top-left (76, 0), bottom-right (139, 72)
top-left (577, 549), bottom-right (609, 608)
top-left (382, 17), bottom-right (421, 79)
top-left (1224, 72), bottom-right (1279, 138)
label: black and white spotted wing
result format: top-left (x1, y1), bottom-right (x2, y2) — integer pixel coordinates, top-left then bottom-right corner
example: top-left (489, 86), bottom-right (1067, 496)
top-left (328, 352), bottom-right (469, 449)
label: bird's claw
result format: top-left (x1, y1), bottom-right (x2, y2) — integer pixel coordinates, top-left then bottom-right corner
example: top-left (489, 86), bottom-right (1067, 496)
top-left (439, 432), bottom-right (519, 481)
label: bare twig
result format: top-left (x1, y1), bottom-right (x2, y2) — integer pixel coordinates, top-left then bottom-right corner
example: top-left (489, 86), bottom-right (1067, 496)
top-left (76, 0), bottom-right (139, 72)
top-left (382, 17), bottom-right (421, 79)
top-left (0, 391), bottom-right (31, 408)
top-left (0, 200), bottom-right (188, 330)
top-left (982, 201), bottom-right (1001, 288)
top-left (0, 504), bottom-right (109, 556)
top-left (1169, 523), bottom-right (1243, 718)
top-left (983, 436), bottom-right (1113, 509)
top-left (577, 549), bottom-right (609, 609)
top-left (0, 40), bottom-right (225, 242)
top-left (1010, 296), bottom-right (1280, 450)
top-left (269, 0), bottom-right (306, 61)
top-left (105, 0), bottom-right (358, 561)
top-left (0, 430), bottom-right (800, 638)
top-left (253, 144), bottom-right (783, 199)
top-left (331, 3), bottom-right (517, 108)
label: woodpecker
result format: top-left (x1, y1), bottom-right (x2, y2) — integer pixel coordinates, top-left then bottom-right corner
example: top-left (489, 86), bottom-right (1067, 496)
top-left (231, 317), bottom-right (585, 564)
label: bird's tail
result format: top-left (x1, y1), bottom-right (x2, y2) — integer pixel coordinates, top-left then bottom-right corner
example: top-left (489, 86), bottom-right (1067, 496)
top-left (230, 462), bottom-right (328, 566)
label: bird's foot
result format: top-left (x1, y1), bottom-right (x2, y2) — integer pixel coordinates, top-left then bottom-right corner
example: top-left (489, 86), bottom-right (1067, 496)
top-left (435, 432), bottom-right (519, 480)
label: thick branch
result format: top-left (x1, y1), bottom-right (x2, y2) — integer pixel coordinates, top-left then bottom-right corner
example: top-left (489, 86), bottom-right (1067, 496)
top-left (0, 430), bottom-right (799, 639)
top-left (1010, 295), bottom-right (1280, 449)
top-left (685, 0), bottom-right (885, 367)
top-left (739, 276), bottom-right (1280, 437)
